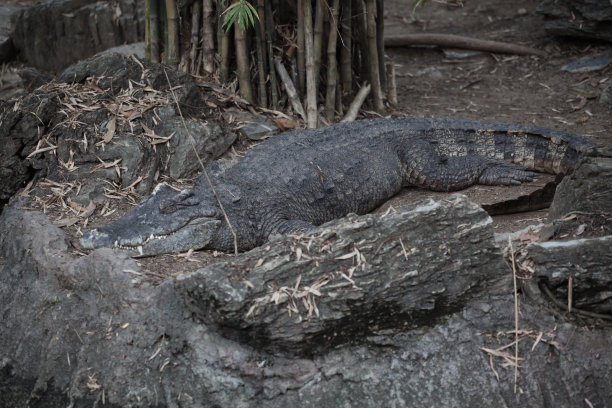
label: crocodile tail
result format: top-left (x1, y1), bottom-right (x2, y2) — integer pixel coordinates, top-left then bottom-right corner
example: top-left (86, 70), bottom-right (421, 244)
top-left (417, 118), bottom-right (598, 175)
top-left (398, 117), bottom-right (596, 175)
top-left (494, 125), bottom-right (596, 174)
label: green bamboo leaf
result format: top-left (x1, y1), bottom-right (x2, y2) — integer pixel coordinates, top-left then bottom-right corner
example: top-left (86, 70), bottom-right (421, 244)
top-left (221, 0), bottom-right (259, 31)
top-left (223, 7), bottom-right (239, 31)
top-left (245, 2), bottom-right (259, 20)
top-left (245, 5), bottom-right (256, 28)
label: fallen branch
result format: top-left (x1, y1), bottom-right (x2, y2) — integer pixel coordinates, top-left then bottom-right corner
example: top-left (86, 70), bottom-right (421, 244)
top-left (274, 58), bottom-right (308, 123)
top-left (384, 33), bottom-right (546, 57)
top-left (341, 83), bottom-right (371, 122)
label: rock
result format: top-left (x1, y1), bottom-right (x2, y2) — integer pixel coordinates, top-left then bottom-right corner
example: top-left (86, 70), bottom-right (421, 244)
top-left (0, 92), bottom-right (60, 204)
top-left (560, 54), bottom-right (612, 73)
top-left (11, 0), bottom-right (144, 72)
top-left (178, 195), bottom-right (508, 355)
top-left (223, 107), bottom-right (279, 140)
top-left (0, 2), bottom-right (18, 63)
top-left (537, 0), bottom-right (612, 42)
top-left (16, 67), bottom-right (53, 89)
top-left (0, 37), bottom-right (15, 63)
top-left (58, 52), bottom-right (203, 115)
top-left (527, 236), bottom-right (612, 313)
top-left (414, 66), bottom-right (444, 79)
top-left (549, 146), bottom-right (612, 219)
top-left (442, 49), bottom-right (484, 59)
top-left (599, 84), bottom-right (612, 108)
top-left (483, 176), bottom-right (561, 215)
top-left (0, 53), bottom-right (235, 207)
top-left (156, 116), bottom-right (237, 178)
top-left (2, 197), bottom-right (612, 407)
top-left (95, 41), bottom-right (146, 59)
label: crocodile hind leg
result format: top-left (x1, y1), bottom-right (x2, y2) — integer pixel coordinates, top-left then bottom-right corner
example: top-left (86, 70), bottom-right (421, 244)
top-left (477, 160), bottom-right (539, 186)
top-left (401, 141), bottom-right (538, 192)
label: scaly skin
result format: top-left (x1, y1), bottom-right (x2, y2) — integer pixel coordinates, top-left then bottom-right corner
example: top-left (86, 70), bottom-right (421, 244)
top-left (80, 117), bottom-right (596, 256)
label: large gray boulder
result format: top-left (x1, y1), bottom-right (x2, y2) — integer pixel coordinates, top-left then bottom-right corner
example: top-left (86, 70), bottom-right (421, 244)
top-left (537, 0), bottom-right (612, 42)
top-left (0, 53), bottom-right (235, 206)
top-left (1, 194), bottom-right (611, 407)
top-left (11, 0), bottom-right (144, 72)
top-left (549, 146), bottom-right (612, 219)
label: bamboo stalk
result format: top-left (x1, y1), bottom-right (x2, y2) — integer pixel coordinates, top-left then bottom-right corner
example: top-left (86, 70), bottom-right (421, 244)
top-left (385, 61), bottom-right (397, 106)
top-left (325, 0), bottom-right (340, 121)
top-left (179, 52), bottom-right (189, 73)
top-left (313, 0), bottom-right (324, 89)
top-left (354, 0), bottom-right (369, 84)
top-left (149, 0), bottom-right (160, 63)
top-left (189, 0), bottom-right (201, 74)
top-left (376, 0), bottom-right (386, 91)
top-left (202, 0), bottom-right (215, 73)
top-left (335, 70), bottom-right (343, 115)
top-left (257, 0), bottom-right (267, 76)
top-left (145, 0), bottom-right (151, 60)
top-left (265, 0), bottom-right (279, 108)
top-left (340, 0), bottom-right (352, 94)
top-left (161, 0), bottom-right (167, 61)
top-left (234, 23), bottom-right (255, 104)
top-left (341, 83), bottom-right (371, 122)
top-left (297, 0), bottom-right (306, 95)
top-left (303, 0), bottom-right (317, 128)
top-left (275, 58), bottom-right (308, 122)
top-left (164, 0), bottom-right (179, 66)
top-left (365, 0), bottom-right (384, 111)
top-left (218, 2), bottom-right (230, 81)
top-left (254, 1), bottom-right (267, 107)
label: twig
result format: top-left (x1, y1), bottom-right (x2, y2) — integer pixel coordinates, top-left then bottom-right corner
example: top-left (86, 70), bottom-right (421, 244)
top-left (384, 33), bottom-right (547, 57)
top-left (508, 237), bottom-right (519, 393)
top-left (274, 58), bottom-right (307, 122)
top-left (163, 68), bottom-right (239, 255)
top-left (568, 276), bottom-right (573, 313)
top-left (385, 61), bottom-right (397, 107)
top-left (540, 283), bottom-right (612, 321)
top-left (341, 83), bottom-right (371, 122)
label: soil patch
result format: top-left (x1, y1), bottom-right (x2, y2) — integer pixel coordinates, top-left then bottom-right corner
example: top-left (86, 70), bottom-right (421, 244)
top-left (383, 0), bottom-right (611, 230)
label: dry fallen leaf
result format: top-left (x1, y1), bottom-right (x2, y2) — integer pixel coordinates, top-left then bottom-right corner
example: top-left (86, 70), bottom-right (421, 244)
top-left (102, 117), bottom-right (116, 143)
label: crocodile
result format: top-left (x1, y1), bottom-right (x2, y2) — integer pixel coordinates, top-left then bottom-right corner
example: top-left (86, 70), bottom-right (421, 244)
top-left (80, 117), bottom-right (596, 257)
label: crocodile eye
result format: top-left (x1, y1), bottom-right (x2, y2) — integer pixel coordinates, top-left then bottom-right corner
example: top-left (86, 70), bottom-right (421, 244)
top-left (182, 196), bottom-right (200, 206)
top-left (176, 190), bottom-right (199, 206)
top-left (160, 202), bottom-right (178, 214)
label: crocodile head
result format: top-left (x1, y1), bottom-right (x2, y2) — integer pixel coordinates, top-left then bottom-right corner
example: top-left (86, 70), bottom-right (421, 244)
top-left (80, 183), bottom-right (222, 257)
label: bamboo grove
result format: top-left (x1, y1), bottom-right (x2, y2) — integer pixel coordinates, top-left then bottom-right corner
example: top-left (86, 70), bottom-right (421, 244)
top-left (145, 0), bottom-right (394, 127)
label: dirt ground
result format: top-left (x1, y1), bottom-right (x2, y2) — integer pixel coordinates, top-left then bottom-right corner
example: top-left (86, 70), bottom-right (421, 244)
top-left (3, 0), bottom-right (611, 281)
top-left (382, 0), bottom-right (612, 225)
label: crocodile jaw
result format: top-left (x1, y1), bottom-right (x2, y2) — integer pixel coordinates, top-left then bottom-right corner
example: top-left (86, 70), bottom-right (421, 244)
top-left (79, 183), bottom-right (222, 257)
top-left (80, 217), bottom-right (221, 257)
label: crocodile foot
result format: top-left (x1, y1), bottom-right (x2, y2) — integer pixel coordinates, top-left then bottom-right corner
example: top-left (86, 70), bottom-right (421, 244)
top-left (479, 162), bottom-right (538, 186)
